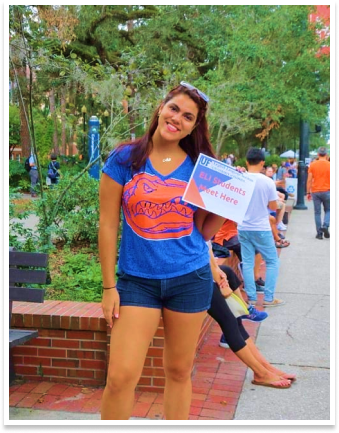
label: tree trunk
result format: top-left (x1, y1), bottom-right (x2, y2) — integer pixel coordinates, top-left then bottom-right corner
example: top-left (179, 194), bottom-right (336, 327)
top-left (60, 85), bottom-right (67, 155)
top-left (13, 63), bottom-right (31, 157)
top-left (215, 124), bottom-right (227, 158)
top-left (234, 134), bottom-right (252, 158)
top-left (49, 88), bottom-right (59, 154)
top-left (127, 19), bottom-right (137, 140)
top-left (19, 98), bottom-right (31, 157)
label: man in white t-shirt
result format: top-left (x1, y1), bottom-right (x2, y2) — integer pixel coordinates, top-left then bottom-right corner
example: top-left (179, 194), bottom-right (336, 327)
top-left (238, 148), bottom-right (284, 307)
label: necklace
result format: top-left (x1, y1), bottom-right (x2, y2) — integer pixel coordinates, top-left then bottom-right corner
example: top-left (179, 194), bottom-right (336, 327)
top-left (162, 157), bottom-right (172, 162)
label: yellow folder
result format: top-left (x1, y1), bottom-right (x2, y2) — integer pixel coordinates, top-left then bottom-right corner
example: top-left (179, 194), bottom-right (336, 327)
top-left (225, 293), bottom-right (249, 318)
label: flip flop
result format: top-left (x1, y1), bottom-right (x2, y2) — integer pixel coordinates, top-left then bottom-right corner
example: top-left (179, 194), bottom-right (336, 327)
top-left (252, 379), bottom-right (291, 389)
top-left (281, 374), bottom-right (297, 383)
top-left (275, 239), bottom-right (290, 248)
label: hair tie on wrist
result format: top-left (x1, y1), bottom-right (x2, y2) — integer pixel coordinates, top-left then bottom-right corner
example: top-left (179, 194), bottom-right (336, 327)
top-left (103, 285), bottom-right (117, 290)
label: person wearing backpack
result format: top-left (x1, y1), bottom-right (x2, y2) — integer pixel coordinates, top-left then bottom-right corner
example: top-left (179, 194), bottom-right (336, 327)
top-left (27, 153), bottom-right (39, 197)
top-left (47, 154), bottom-right (61, 186)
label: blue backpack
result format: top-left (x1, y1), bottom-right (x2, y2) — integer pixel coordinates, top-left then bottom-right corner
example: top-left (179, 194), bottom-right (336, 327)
top-left (47, 161), bottom-right (58, 179)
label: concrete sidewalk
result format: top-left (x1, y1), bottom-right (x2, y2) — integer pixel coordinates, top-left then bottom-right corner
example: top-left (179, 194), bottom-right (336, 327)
top-left (235, 202), bottom-right (332, 421)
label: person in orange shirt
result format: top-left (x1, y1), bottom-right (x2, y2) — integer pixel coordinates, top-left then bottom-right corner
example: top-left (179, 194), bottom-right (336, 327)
top-left (307, 146), bottom-right (330, 239)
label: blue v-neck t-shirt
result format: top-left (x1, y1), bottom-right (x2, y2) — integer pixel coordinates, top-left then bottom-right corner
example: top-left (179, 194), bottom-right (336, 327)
top-left (102, 146), bottom-right (209, 278)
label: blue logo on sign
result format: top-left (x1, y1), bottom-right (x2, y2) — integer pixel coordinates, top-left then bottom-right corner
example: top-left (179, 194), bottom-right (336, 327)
top-left (199, 156), bottom-right (210, 167)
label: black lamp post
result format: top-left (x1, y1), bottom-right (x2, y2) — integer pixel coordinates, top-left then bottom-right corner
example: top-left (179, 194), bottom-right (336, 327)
top-left (294, 122), bottom-right (322, 210)
top-left (294, 120), bottom-right (309, 209)
top-left (81, 105), bottom-right (87, 151)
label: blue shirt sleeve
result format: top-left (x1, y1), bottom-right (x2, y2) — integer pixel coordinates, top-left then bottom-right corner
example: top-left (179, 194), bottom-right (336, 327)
top-left (102, 147), bottom-right (131, 186)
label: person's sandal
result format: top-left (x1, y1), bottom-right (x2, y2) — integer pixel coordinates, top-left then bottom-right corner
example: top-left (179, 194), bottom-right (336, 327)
top-left (281, 373), bottom-right (297, 383)
top-left (275, 239), bottom-right (290, 248)
top-left (251, 378), bottom-right (291, 389)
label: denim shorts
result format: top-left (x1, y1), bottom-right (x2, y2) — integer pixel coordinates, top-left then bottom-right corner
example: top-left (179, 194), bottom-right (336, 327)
top-left (116, 264), bottom-right (213, 313)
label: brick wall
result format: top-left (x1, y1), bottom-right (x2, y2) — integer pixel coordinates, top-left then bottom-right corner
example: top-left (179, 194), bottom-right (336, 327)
top-left (11, 303), bottom-right (215, 392)
top-left (11, 302), bottom-right (108, 387)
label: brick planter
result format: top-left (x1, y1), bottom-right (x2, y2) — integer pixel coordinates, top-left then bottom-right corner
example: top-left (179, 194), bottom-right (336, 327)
top-left (11, 301), bottom-right (214, 392)
top-left (11, 252), bottom-right (242, 392)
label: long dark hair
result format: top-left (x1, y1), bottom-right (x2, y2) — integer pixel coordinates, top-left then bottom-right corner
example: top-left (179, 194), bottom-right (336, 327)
top-left (112, 84), bottom-right (215, 172)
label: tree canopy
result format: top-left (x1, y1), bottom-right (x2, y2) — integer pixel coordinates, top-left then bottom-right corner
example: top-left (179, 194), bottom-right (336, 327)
top-left (9, 5), bottom-right (330, 159)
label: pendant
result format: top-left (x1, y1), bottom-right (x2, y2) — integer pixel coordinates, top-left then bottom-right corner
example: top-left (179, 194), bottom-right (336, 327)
top-left (162, 158), bottom-right (172, 162)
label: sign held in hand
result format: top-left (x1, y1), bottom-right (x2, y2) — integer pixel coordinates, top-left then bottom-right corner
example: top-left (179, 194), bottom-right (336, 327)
top-left (182, 154), bottom-right (256, 224)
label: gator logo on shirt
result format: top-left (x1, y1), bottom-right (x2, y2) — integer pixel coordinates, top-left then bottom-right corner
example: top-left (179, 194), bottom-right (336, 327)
top-left (122, 173), bottom-right (193, 240)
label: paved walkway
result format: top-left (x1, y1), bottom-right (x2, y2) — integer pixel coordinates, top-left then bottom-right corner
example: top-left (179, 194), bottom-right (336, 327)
top-left (8, 201), bottom-right (332, 422)
top-left (234, 202), bottom-right (332, 421)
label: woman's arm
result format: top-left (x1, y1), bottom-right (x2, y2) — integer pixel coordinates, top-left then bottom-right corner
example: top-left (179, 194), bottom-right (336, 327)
top-left (194, 208), bottom-right (225, 241)
top-left (99, 173), bottom-right (123, 327)
top-left (207, 242), bottom-right (232, 298)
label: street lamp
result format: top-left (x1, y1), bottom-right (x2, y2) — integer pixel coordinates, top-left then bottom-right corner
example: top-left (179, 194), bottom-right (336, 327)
top-left (294, 120), bottom-right (309, 210)
top-left (104, 110), bottom-right (109, 130)
top-left (294, 122), bottom-right (322, 210)
top-left (81, 105), bottom-right (87, 151)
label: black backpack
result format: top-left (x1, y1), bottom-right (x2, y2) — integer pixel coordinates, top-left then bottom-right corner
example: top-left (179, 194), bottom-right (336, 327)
top-left (24, 158), bottom-right (31, 172)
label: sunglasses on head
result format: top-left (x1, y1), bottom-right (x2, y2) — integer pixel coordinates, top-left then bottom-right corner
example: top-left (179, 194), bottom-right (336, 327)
top-left (180, 81), bottom-right (209, 103)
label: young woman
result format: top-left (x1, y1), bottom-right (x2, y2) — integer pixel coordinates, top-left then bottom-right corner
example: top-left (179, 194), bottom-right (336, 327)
top-left (99, 82), bottom-right (225, 420)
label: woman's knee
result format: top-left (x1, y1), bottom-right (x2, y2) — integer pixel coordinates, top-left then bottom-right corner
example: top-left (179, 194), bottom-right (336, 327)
top-left (105, 366), bottom-right (138, 394)
top-left (164, 362), bottom-right (192, 383)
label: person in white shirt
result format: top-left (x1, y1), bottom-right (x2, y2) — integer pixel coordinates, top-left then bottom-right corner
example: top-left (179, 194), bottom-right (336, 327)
top-left (237, 148), bottom-right (284, 307)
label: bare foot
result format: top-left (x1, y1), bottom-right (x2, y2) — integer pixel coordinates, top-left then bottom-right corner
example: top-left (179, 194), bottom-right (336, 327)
top-left (264, 364), bottom-right (297, 382)
top-left (253, 371), bottom-right (291, 387)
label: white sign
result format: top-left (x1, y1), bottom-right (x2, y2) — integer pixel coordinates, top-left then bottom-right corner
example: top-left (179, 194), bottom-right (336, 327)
top-left (182, 154), bottom-right (256, 224)
top-left (285, 178), bottom-right (298, 202)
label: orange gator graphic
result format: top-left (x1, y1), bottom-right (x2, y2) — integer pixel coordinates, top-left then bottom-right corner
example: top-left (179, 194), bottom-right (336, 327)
top-left (122, 173), bottom-right (194, 240)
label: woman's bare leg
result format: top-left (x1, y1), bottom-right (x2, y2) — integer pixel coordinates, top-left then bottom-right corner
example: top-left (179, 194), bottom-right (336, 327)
top-left (101, 306), bottom-right (161, 420)
top-left (162, 309), bottom-right (206, 420)
top-left (234, 344), bottom-right (290, 384)
top-left (245, 337), bottom-right (296, 379)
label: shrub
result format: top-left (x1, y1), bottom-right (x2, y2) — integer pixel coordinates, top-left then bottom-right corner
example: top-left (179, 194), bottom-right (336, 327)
top-left (47, 248), bottom-right (102, 302)
top-left (264, 155), bottom-right (282, 167)
top-left (58, 155), bottom-right (87, 177)
top-left (235, 157), bottom-right (247, 168)
top-left (9, 160), bottom-right (28, 189)
top-left (9, 188), bottom-right (39, 251)
top-left (34, 172), bottom-right (100, 246)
